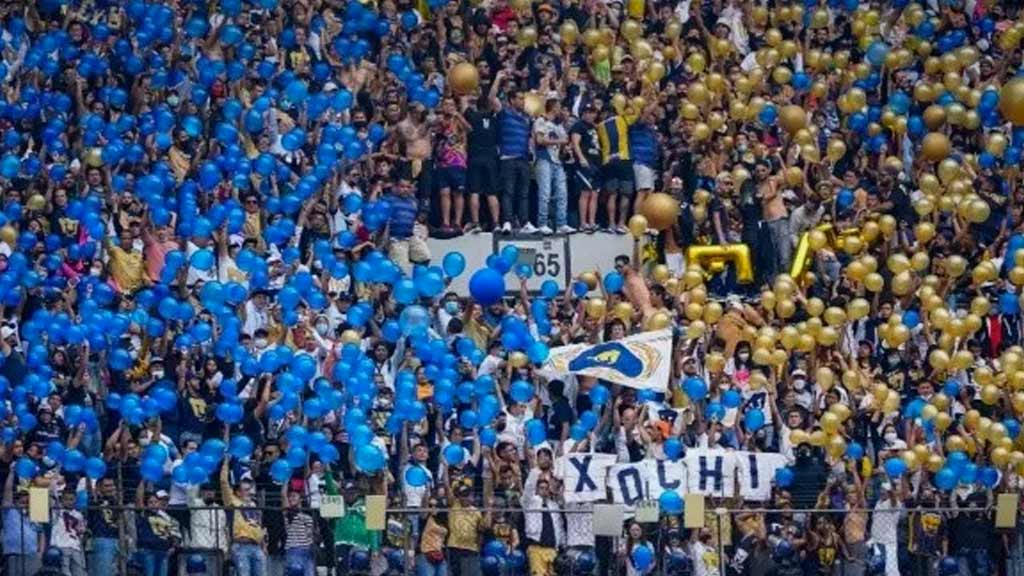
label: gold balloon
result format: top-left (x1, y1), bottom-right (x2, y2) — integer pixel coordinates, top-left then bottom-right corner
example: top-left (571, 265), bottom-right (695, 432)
top-left (1000, 77), bottom-right (1024, 126)
top-left (586, 298), bottom-right (607, 319)
top-left (448, 62), bottom-right (480, 95)
top-left (621, 19), bottom-right (643, 42)
top-left (921, 132), bottom-right (950, 161)
top-left (651, 264), bottom-right (670, 284)
top-left (784, 167), bottom-right (804, 187)
top-left (820, 412), bottom-right (841, 434)
top-left (559, 21), bottom-right (580, 45)
top-left (517, 26), bottom-right (538, 47)
top-left (946, 435), bottom-right (967, 453)
top-left (640, 193), bottom-right (680, 231)
top-left (646, 311), bottom-right (671, 331)
top-left (779, 105), bottom-right (806, 134)
top-left (579, 271), bottom-right (598, 290)
top-left (847, 298), bottom-right (870, 320)
top-left (789, 429), bottom-right (809, 446)
top-left (863, 272), bottom-right (884, 292)
top-left (509, 351), bottom-right (529, 368)
top-left (0, 225), bottom-right (16, 246)
top-left (664, 19), bottom-right (682, 40)
top-left (827, 139), bottom-right (847, 162)
top-left (627, 214), bottom-right (648, 239)
top-left (340, 329), bottom-right (361, 344)
top-left (686, 52), bottom-right (706, 74)
top-left (26, 194), bottom-right (47, 212)
top-left (84, 147), bottom-right (104, 168)
top-left (582, 28), bottom-right (602, 48)
top-left (523, 92), bottom-right (543, 117)
top-left (816, 367), bottom-right (834, 390)
top-left (613, 301), bottom-right (633, 322)
top-left (981, 384), bottom-right (1001, 405)
top-left (827, 435), bottom-right (848, 459)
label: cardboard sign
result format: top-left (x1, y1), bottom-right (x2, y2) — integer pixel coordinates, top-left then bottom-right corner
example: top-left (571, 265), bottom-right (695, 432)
top-left (29, 487), bottom-right (49, 523)
top-left (364, 495), bottom-right (387, 530)
top-left (593, 504), bottom-right (625, 536)
top-left (319, 495), bottom-right (346, 519)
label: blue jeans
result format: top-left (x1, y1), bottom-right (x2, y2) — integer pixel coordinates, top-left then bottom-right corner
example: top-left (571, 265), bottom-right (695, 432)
top-left (957, 548), bottom-right (991, 576)
top-left (535, 158), bottom-right (568, 229)
top-left (415, 554), bottom-right (448, 576)
top-left (137, 549), bottom-right (168, 576)
top-left (90, 538), bottom-right (119, 576)
top-left (285, 548), bottom-right (315, 576)
top-left (233, 543), bottom-right (266, 576)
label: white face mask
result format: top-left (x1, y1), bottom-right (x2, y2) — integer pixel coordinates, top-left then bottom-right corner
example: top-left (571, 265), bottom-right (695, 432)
top-left (152, 369), bottom-right (165, 380)
top-left (793, 379), bottom-right (806, 391)
top-left (255, 338), bottom-right (269, 349)
top-left (315, 323), bottom-right (329, 336)
top-left (737, 352), bottom-right (750, 363)
top-left (884, 432), bottom-right (898, 444)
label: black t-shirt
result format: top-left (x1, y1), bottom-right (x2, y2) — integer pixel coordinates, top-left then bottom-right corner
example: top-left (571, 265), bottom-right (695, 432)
top-left (465, 108), bottom-right (498, 159)
top-left (545, 397), bottom-right (574, 441)
top-left (570, 120), bottom-right (601, 166)
top-left (178, 387), bottom-right (214, 437)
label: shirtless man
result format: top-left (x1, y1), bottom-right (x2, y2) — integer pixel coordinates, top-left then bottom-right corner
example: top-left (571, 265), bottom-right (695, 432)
top-left (395, 103), bottom-right (435, 218)
top-left (755, 159), bottom-right (791, 278)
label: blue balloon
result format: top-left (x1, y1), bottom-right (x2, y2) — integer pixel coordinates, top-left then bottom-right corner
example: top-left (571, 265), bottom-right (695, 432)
top-left (215, 402), bottom-right (243, 423)
top-left (846, 441), bottom-right (865, 460)
top-left (526, 419), bottom-right (546, 445)
top-left (441, 252), bottom-right (466, 277)
top-left (443, 444), bottom-right (465, 465)
top-left (659, 490), bottom-right (683, 514)
top-left (631, 545), bottom-right (654, 572)
top-left (743, 409), bottom-right (765, 431)
top-left (405, 466), bottom-right (429, 487)
top-left (935, 467), bottom-right (958, 491)
top-left (510, 380), bottom-right (534, 404)
top-left (354, 444), bottom-right (386, 472)
top-left (526, 341), bottom-right (549, 364)
top-left (884, 458), bottom-right (907, 478)
top-left (469, 268), bottom-right (505, 305)
top-left (903, 310), bottom-right (921, 329)
top-left (270, 458), bottom-right (292, 482)
top-left (722, 389), bottom-right (741, 408)
top-left (664, 437), bottom-right (682, 460)
top-left (589, 385), bottom-right (610, 405)
top-left (15, 457), bottom-right (37, 479)
top-left (229, 435), bottom-right (254, 459)
top-left (866, 41), bottom-right (890, 66)
top-left (775, 467), bottom-right (795, 487)
top-left (684, 377), bottom-right (708, 401)
top-left (1000, 291), bottom-right (1020, 315)
top-left (84, 457), bottom-right (107, 479)
top-left (603, 271), bottom-right (624, 293)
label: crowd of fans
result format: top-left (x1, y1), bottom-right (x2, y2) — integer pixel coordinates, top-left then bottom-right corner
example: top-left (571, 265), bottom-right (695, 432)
top-left (2, 0), bottom-right (1024, 575)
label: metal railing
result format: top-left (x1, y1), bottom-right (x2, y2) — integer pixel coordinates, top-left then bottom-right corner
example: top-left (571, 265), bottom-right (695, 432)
top-left (0, 503), bottom-right (1006, 576)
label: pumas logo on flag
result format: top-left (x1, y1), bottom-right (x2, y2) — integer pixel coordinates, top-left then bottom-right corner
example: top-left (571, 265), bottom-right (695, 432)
top-left (568, 342), bottom-right (644, 377)
top-left (540, 329), bottom-right (673, 392)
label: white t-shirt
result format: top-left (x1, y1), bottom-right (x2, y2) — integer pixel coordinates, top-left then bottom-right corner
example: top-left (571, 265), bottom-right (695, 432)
top-left (50, 508), bottom-right (85, 551)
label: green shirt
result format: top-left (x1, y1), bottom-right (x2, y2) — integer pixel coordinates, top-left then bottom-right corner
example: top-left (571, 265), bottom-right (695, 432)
top-left (324, 472), bottom-right (380, 550)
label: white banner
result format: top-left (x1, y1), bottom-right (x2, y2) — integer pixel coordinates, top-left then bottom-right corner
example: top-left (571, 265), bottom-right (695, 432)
top-left (556, 453), bottom-right (618, 504)
top-left (562, 451), bottom-right (782, 502)
top-left (540, 329), bottom-right (673, 392)
top-left (608, 463), bottom-right (647, 506)
top-left (644, 459), bottom-right (687, 500)
top-left (684, 449), bottom-right (738, 498)
top-left (735, 452), bottom-right (787, 502)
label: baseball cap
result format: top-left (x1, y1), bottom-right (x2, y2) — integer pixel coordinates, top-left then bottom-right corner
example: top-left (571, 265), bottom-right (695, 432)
top-left (155, 490), bottom-right (169, 499)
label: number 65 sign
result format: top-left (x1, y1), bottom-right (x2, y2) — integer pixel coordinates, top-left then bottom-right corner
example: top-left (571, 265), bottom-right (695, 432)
top-left (493, 235), bottom-right (572, 294)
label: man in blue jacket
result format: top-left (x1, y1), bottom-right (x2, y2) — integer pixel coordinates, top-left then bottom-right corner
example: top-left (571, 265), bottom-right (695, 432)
top-left (490, 70), bottom-right (535, 234)
top-left (629, 108), bottom-right (660, 217)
